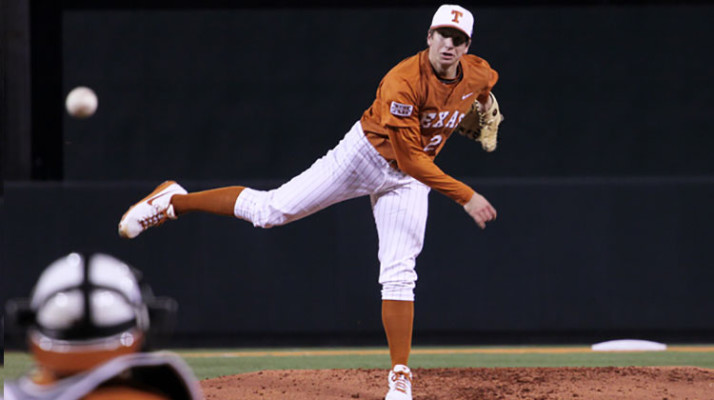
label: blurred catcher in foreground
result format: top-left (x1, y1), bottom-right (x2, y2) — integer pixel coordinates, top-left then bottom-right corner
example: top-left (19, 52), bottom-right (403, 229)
top-left (4, 252), bottom-right (203, 400)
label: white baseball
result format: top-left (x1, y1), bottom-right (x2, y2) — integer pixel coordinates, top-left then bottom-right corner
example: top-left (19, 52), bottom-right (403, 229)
top-left (65, 86), bottom-right (98, 118)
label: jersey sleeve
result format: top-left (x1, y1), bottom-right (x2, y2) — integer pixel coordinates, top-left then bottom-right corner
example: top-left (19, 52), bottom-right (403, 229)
top-left (378, 74), bottom-right (421, 129)
top-left (388, 126), bottom-right (475, 205)
top-left (477, 61), bottom-right (499, 103)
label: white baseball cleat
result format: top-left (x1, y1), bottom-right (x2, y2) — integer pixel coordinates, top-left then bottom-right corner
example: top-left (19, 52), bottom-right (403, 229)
top-left (385, 364), bottom-right (412, 400)
top-left (118, 180), bottom-right (187, 239)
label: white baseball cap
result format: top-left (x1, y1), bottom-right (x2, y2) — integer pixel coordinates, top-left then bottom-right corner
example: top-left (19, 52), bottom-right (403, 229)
top-left (430, 4), bottom-right (474, 38)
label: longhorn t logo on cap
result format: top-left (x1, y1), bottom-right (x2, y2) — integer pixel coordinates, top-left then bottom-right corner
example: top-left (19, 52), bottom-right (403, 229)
top-left (430, 4), bottom-right (474, 38)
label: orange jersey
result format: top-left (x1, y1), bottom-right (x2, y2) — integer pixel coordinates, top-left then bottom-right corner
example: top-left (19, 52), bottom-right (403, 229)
top-left (360, 49), bottom-right (498, 204)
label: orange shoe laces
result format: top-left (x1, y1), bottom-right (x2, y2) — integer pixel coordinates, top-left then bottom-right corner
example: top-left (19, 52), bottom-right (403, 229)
top-left (139, 208), bottom-right (169, 229)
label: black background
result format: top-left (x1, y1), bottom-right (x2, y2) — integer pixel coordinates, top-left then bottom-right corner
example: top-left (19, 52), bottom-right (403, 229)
top-left (2, 1), bottom-right (713, 348)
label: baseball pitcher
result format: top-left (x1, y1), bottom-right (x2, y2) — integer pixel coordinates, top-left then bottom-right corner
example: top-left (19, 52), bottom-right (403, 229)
top-left (118, 4), bottom-right (502, 400)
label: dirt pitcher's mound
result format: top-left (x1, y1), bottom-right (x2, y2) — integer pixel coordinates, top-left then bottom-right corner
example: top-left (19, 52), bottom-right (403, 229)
top-left (201, 366), bottom-right (714, 400)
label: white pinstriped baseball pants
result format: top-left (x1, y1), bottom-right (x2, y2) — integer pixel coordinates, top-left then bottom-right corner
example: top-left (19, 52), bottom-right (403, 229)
top-left (234, 121), bottom-right (430, 301)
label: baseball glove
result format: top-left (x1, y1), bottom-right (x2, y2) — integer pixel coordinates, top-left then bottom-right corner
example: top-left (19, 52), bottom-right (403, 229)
top-left (455, 92), bottom-right (504, 152)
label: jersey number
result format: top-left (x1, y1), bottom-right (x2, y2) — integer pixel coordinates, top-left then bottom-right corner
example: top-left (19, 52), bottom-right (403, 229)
top-left (423, 135), bottom-right (443, 153)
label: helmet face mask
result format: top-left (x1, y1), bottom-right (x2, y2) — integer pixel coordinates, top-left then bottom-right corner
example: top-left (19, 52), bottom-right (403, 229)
top-left (28, 328), bottom-right (145, 375)
top-left (24, 252), bottom-right (151, 375)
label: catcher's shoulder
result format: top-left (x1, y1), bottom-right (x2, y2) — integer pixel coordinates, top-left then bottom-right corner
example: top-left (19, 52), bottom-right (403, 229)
top-left (84, 386), bottom-right (171, 400)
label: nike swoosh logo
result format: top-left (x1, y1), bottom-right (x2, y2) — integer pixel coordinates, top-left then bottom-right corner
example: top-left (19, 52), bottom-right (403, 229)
top-left (462, 92), bottom-right (474, 100)
top-left (147, 191), bottom-right (172, 206)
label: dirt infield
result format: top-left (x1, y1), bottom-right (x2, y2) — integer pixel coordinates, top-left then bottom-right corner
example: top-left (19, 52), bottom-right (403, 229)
top-left (201, 366), bottom-right (714, 399)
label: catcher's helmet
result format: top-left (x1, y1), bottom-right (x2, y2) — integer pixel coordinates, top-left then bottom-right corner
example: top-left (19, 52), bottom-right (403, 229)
top-left (6, 252), bottom-right (176, 375)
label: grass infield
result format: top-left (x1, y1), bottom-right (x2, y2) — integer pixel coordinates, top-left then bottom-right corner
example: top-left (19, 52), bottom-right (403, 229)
top-left (3, 345), bottom-right (713, 384)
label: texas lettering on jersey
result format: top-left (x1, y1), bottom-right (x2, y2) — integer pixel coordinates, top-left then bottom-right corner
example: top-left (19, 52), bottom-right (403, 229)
top-left (420, 110), bottom-right (465, 130)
